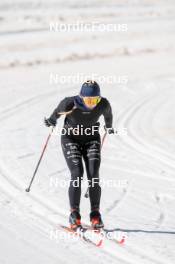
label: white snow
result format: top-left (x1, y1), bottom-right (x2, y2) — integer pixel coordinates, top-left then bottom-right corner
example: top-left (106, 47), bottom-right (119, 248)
top-left (0, 0), bottom-right (175, 263)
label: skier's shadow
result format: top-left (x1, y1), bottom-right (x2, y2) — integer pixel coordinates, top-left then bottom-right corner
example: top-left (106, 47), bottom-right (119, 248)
top-left (104, 228), bottom-right (175, 235)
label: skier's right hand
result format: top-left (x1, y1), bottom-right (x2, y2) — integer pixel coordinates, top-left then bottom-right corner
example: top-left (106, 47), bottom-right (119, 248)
top-left (44, 117), bottom-right (56, 127)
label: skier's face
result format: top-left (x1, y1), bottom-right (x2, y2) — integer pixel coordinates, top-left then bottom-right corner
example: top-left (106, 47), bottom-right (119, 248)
top-left (82, 96), bottom-right (101, 109)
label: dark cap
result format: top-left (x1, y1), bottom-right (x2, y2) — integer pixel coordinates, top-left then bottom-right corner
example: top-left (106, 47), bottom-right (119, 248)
top-left (80, 80), bottom-right (101, 97)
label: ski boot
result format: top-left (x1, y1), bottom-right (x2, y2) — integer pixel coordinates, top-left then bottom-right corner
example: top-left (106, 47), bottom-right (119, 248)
top-left (69, 210), bottom-right (82, 230)
top-left (90, 210), bottom-right (104, 229)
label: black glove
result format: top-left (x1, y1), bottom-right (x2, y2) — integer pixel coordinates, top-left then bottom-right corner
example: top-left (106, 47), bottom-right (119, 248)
top-left (104, 126), bottom-right (116, 134)
top-left (44, 117), bottom-right (56, 127)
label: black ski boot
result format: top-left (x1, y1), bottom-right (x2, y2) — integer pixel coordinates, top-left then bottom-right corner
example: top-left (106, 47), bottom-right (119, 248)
top-left (90, 211), bottom-right (104, 229)
top-left (69, 210), bottom-right (82, 230)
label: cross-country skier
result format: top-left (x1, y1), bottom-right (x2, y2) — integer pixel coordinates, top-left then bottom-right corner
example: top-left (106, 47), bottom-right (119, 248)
top-left (44, 80), bottom-right (114, 229)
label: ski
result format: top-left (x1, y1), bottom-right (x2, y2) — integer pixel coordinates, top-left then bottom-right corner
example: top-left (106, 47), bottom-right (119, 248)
top-left (59, 225), bottom-right (103, 247)
top-left (57, 224), bottom-right (126, 247)
top-left (82, 224), bottom-right (127, 245)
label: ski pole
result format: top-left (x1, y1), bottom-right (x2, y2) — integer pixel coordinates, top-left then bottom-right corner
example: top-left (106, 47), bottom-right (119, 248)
top-left (84, 131), bottom-right (107, 198)
top-left (25, 127), bottom-right (54, 192)
top-left (25, 108), bottom-right (76, 193)
top-left (101, 131), bottom-right (107, 148)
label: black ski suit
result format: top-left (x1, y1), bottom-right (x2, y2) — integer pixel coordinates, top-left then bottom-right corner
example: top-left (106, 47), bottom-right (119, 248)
top-left (49, 96), bottom-right (113, 211)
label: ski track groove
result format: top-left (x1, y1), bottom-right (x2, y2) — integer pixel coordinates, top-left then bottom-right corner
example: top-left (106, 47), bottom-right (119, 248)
top-left (104, 186), bottom-right (130, 215)
top-left (0, 87), bottom-right (67, 122)
top-left (109, 88), bottom-right (174, 263)
top-left (116, 91), bottom-right (175, 174)
top-left (154, 193), bottom-right (166, 229)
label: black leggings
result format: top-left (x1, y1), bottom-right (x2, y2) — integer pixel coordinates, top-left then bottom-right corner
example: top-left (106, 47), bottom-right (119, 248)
top-left (61, 134), bottom-right (101, 212)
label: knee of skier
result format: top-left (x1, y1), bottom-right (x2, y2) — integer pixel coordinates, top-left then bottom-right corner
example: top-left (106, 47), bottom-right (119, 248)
top-left (87, 165), bottom-right (100, 181)
top-left (71, 165), bottom-right (84, 181)
top-left (88, 173), bottom-right (100, 189)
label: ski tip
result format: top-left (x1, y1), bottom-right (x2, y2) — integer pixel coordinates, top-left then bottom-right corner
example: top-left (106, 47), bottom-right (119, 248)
top-left (118, 236), bottom-right (126, 245)
top-left (96, 239), bottom-right (103, 247)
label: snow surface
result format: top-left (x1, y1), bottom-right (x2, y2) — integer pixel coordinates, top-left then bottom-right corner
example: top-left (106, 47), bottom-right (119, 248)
top-left (0, 0), bottom-right (175, 263)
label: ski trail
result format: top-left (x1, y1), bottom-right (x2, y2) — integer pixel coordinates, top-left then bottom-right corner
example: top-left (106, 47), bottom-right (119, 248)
top-left (117, 90), bottom-right (175, 173)
top-left (154, 193), bottom-right (168, 229)
top-left (105, 187), bottom-right (129, 214)
top-left (106, 84), bottom-right (175, 263)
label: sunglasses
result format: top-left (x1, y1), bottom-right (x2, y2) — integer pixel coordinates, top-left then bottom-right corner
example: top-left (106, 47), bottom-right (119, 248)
top-left (82, 96), bottom-right (101, 107)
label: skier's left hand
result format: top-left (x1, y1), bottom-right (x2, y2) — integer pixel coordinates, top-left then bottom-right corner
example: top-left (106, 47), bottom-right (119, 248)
top-left (104, 126), bottom-right (116, 134)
